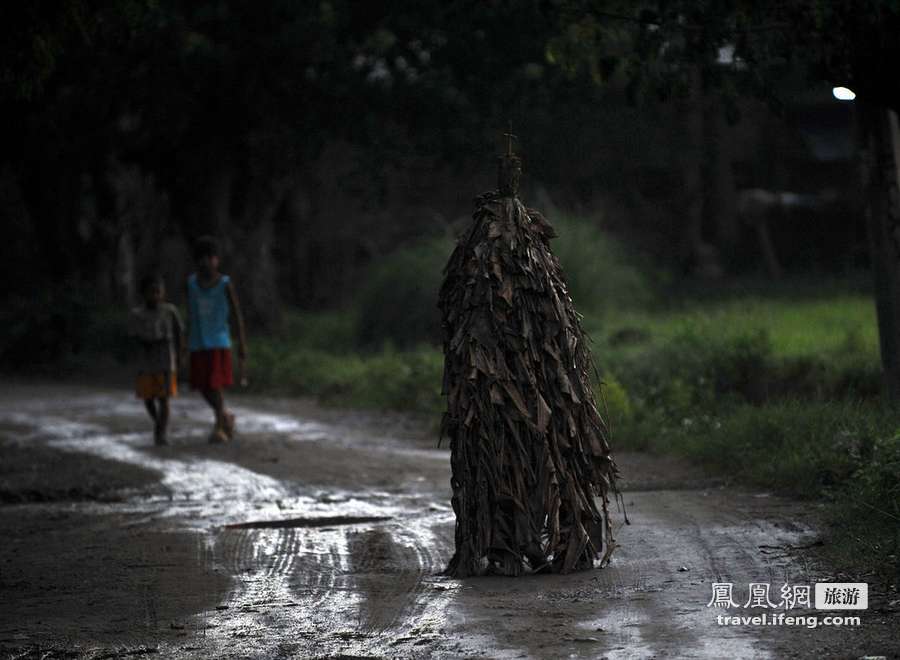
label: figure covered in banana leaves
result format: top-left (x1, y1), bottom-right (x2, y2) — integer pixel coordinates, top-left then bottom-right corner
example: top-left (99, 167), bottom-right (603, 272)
top-left (439, 133), bottom-right (623, 577)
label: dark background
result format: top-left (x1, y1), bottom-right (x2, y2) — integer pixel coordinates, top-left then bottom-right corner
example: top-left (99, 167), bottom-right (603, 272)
top-left (0, 2), bottom-right (868, 329)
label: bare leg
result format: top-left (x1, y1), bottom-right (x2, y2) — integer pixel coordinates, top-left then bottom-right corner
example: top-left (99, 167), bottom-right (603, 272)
top-left (201, 389), bottom-right (227, 442)
top-left (144, 399), bottom-right (158, 424)
top-left (201, 388), bottom-right (224, 423)
top-left (156, 397), bottom-right (170, 445)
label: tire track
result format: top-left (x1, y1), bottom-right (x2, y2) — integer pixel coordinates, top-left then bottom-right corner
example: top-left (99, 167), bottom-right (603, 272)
top-left (0, 388), bottom-right (457, 658)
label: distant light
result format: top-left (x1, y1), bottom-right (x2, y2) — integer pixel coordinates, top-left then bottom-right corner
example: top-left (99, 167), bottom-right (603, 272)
top-left (717, 45), bottom-right (734, 65)
top-left (832, 86), bottom-right (856, 101)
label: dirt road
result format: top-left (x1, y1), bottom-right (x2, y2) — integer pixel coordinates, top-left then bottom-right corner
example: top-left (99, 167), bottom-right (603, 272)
top-left (0, 384), bottom-right (896, 659)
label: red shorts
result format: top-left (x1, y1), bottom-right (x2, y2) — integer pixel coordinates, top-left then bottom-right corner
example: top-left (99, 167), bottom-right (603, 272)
top-left (190, 349), bottom-right (233, 391)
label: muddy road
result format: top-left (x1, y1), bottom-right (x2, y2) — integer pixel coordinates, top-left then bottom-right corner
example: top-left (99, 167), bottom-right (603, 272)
top-left (0, 384), bottom-right (896, 659)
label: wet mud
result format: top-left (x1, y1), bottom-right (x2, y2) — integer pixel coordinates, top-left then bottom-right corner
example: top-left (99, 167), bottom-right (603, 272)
top-left (0, 438), bottom-right (163, 503)
top-left (0, 384), bottom-right (897, 659)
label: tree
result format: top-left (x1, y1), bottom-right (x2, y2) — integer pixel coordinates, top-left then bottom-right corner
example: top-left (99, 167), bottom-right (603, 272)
top-left (551, 0), bottom-right (900, 395)
top-left (1, 1), bottom-right (573, 316)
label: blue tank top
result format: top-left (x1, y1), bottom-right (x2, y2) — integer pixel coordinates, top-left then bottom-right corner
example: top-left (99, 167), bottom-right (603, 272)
top-left (187, 273), bottom-right (232, 350)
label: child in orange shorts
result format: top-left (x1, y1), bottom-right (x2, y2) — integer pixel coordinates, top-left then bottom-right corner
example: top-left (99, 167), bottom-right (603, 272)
top-left (130, 274), bottom-right (185, 446)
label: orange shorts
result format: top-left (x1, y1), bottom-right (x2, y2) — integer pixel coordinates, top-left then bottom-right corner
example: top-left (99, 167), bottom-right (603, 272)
top-left (136, 372), bottom-right (177, 400)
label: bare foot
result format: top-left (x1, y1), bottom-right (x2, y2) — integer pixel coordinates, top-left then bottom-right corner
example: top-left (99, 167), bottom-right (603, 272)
top-left (208, 428), bottom-right (228, 444)
top-left (222, 411), bottom-right (236, 440)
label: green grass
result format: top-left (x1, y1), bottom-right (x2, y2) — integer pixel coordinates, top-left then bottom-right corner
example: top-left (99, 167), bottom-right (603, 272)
top-left (241, 286), bottom-right (881, 420)
top-left (248, 332), bottom-right (444, 414)
top-left (621, 399), bottom-right (893, 494)
top-left (588, 294), bottom-right (878, 359)
top-left (585, 290), bottom-right (883, 417)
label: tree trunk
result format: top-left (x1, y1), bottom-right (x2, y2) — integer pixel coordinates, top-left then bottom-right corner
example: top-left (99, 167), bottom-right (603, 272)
top-left (680, 68), bottom-right (724, 278)
top-left (18, 156), bottom-right (81, 287)
top-left (90, 157), bottom-right (122, 303)
top-left (681, 67), bottom-right (705, 271)
top-left (280, 182), bottom-right (313, 306)
top-left (704, 101), bottom-right (739, 249)
top-left (235, 177), bottom-right (292, 329)
top-left (755, 217), bottom-right (783, 280)
top-left (860, 103), bottom-right (900, 398)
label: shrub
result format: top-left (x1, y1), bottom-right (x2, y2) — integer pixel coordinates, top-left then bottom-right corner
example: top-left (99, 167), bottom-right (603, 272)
top-left (276, 310), bottom-right (358, 352)
top-left (0, 292), bottom-right (132, 373)
top-left (853, 431), bottom-right (900, 518)
top-left (346, 347), bottom-right (444, 412)
top-left (352, 213), bottom-right (661, 349)
top-left (551, 213), bottom-right (659, 316)
top-left (648, 399), bottom-right (898, 498)
top-left (825, 421), bottom-right (900, 582)
top-left (610, 329), bottom-right (774, 417)
top-left (354, 236), bottom-right (453, 349)
top-left (596, 372), bottom-right (633, 429)
top-left (248, 337), bottom-right (444, 413)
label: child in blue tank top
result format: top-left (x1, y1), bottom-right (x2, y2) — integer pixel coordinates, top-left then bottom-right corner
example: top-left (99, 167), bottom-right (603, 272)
top-left (186, 236), bottom-right (248, 443)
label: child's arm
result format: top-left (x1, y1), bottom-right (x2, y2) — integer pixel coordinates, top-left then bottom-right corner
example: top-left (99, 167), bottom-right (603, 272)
top-left (171, 305), bottom-right (187, 368)
top-left (225, 280), bottom-right (247, 360)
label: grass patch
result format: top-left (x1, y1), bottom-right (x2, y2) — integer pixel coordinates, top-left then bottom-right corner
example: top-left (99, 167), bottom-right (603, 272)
top-left (623, 400), bottom-right (892, 495)
top-left (829, 431), bottom-right (900, 579)
top-left (248, 336), bottom-right (443, 414)
top-left (589, 293), bottom-right (878, 359)
top-left (590, 292), bottom-right (882, 405)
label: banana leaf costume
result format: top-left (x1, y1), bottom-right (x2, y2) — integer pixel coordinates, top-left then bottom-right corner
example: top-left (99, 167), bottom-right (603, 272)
top-left (439, 146), bottom-right (622, 577)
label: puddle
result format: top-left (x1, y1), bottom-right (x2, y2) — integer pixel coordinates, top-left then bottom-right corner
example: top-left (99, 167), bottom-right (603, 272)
top-left (0, 388), bottom-right (456, 657)
top-left (225, 515), bottom-right (392, 529)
